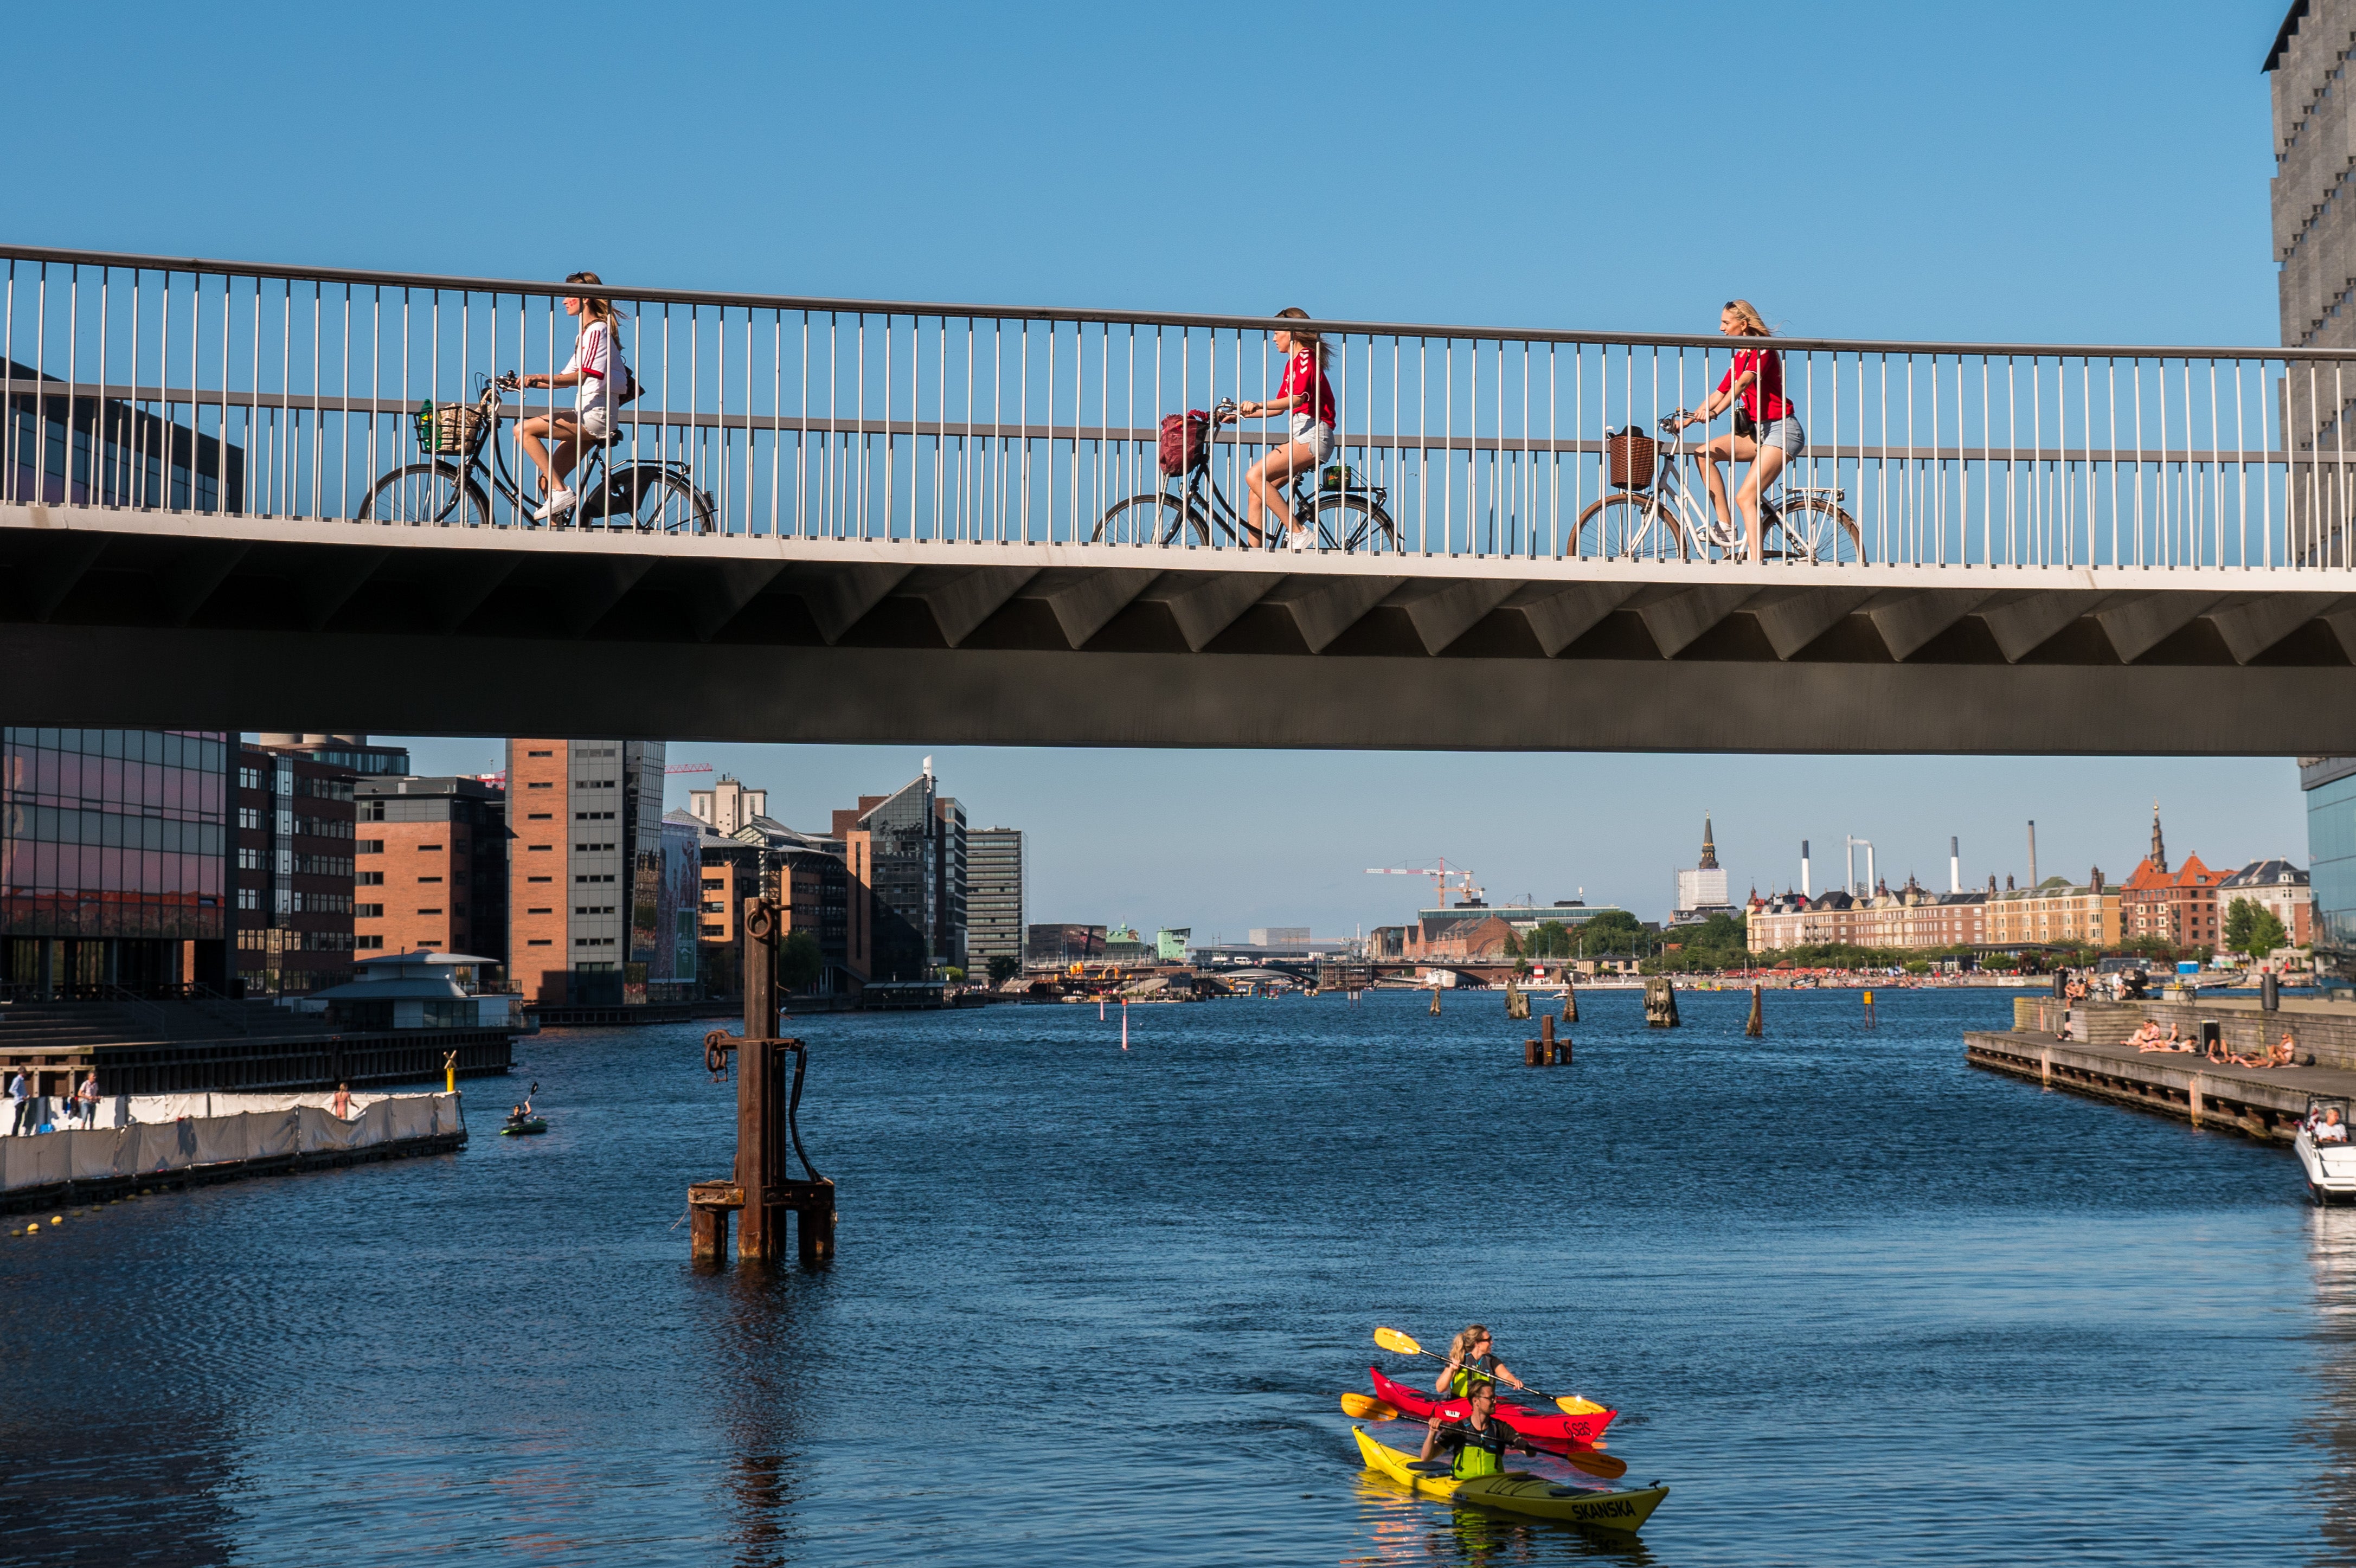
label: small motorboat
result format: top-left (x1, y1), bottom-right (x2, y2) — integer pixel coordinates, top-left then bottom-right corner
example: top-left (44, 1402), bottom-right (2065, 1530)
top-left (2297, 1095), bottom-right (2356, 1203)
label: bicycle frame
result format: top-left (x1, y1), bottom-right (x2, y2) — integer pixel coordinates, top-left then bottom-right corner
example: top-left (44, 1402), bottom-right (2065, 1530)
top-left (442, 376), bottom-right (697, 529)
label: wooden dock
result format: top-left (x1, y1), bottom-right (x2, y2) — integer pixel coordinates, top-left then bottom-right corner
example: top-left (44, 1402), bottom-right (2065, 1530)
top-left (1964, 1029), bottom-right (2356, 1143)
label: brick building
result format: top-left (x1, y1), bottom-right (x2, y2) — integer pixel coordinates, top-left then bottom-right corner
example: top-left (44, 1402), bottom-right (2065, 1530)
top-left (232, 740), bottom-right (360, 997)
top-left (2119, 808), bottom-right (2229, 950)
top-left (505, 738), bottom-right (666, 1006)
top-left (354, 775), bottom-right (508, 967)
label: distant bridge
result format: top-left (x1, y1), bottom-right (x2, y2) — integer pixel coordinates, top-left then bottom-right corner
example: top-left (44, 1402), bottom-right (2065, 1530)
top-left (4, 244), bottom-right (2355, 753)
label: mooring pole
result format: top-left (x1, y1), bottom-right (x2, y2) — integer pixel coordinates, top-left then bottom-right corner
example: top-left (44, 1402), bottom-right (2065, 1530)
top-left (1745, 984), bottom-right (1764, 1038)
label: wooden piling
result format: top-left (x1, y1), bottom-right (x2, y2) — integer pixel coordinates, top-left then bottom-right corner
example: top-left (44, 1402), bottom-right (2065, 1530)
top-left (1505, 978), bottom-right (1529, 1020)
top-left (1562, 981), bottom-right (1577, 1024)
top-left (1745, 984), bottom-right (1764, 1038)
top-left (1542, 1013), bottom-right (1568, 1065)
top-left (1430, 986), bottom-right (1442, 1016)
top-left (1525, 1038), bottom-right (1542, 1066)
top-left (1644, 975), bottom-right (1680, 1028)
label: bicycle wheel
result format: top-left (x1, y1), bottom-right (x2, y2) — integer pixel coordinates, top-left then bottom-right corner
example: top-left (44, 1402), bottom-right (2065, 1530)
top-left (594, 466), bottom-right (716, 534)
top-left (1573, 490), bottom-right (1687, 561)
top-left (357, 462), bottom-right (489, 528)
top-left (1094, 491), bottom-right (1206, 547)
top-left (1775, 494), bottom-right (1866, 564)
top-left (1310, 493), bottom-right (1401, 554)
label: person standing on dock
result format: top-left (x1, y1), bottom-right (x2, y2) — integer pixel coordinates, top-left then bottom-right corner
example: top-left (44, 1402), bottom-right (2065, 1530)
top-left (74, 1071), bottom-right (97, 1129)
top-left (331, 1083), bottom-right (352, 1120)
top-left (7, 1066), bottom-right (29, 1135)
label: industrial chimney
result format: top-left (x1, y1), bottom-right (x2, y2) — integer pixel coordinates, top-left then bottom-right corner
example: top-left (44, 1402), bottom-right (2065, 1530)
top-left (1801, 840), bottom-right (1812, 898)
top-left (1950, 837), bottom-right (1961, 895)
top-left (2027, 820), bottom-right (2038, 889)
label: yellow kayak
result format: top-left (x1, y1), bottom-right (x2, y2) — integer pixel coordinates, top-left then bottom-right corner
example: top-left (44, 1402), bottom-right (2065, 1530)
top-left (1351, 1426), bottom-right (1668, 1533)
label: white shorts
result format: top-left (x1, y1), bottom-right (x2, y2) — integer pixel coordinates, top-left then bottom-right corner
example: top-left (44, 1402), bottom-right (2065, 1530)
top-left (1289, 414), bottom-right (1334, 462)
top-left (576, 404), bottom-right (614, 441)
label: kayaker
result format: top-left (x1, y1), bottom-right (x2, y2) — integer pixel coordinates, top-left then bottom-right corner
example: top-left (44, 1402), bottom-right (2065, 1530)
top-left (1435, 1324), bottom-right (1527, 1400)
top-left (1416, 1382), bottom-right (1545, 1480)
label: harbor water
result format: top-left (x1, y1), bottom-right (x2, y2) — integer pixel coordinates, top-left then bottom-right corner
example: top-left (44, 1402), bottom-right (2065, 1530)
top-left (3, 986), bottom-right (2347, 1566)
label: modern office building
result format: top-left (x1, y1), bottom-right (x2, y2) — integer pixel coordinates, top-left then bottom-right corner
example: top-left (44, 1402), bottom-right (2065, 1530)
top-left (831, 762), bottom-right (963, 980)
top-left (673, 809), bottom-right (761, 999)
top-left (1025, 923), bottom-right (1106, 968)
top-left (505, 738), bottom-right (669, 1006)
top-left (1249, 927), bottom-right (1310, 947)
top-left (6, 359), bottom-right (243, 513)
top-left (231, 740), bottom-right (360, 997)
top-left (254, 734), bottom-right (413, 779)
top-left (2268, 5), bottom-right (2356, 554)
top-left (354, 775), bottom-right (509, 968)
top-left (688, 774), bottom-right (768, 836)
top-left (966, 827), bottom-right (1024, 973)
top-left (2305, 756), bottom-right (2356, 976)
top-left (1, 728), bottom-right (232, 994)
top-left (731, 813), bottom-right (859, 995)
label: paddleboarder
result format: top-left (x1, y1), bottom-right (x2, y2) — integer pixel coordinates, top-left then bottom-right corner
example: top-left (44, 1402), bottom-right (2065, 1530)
top-left (1416, 1382), bottom-right (1546, 1480)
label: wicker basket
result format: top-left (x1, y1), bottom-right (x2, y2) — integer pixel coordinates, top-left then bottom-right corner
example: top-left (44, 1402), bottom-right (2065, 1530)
top-left (417, 402), bottom-right (486, 455)
top-left (1606, 428), bottom-right (1657, 490)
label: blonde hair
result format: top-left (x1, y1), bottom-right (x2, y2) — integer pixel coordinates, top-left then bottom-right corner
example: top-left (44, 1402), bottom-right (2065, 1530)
top-left (1724, 298), bottom-right (1772, 336)
top-left (1275, 305), bottom-right (1326, 365)
top-left (565, 270), bottom-right (621, 335)
top-left (1448, 1323), bottom-right (1493, 1364)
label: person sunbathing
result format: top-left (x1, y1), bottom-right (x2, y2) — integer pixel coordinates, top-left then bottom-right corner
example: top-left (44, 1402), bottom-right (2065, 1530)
top-left (2129, 1020), bottom-right (2167, 1052)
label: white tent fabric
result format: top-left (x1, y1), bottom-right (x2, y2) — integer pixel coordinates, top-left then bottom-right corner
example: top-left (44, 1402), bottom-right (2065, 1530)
top-left (0, 1093), bottom-right (465, 1193)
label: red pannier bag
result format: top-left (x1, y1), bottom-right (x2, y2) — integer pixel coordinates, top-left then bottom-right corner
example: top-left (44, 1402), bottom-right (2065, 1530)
top-left (1159, 409), bottom-right (1210, 477)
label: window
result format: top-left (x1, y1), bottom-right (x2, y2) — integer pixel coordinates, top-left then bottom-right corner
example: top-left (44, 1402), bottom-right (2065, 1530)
top-left (527, 781), bottom-right (553, 789)
top-left (575, 904), bottom-right (617, 915)
top-left (236, 886), bottom-right (260, 910)
top-left (418, 940), bottom-right (439, 948)
top-left (576, 873), bottom-right (615, 883)
top-left (237, 806), bottom-right (264, 830)
top-left (238, 765), bottom-right (264, 790)
top-left (419, 876), bottom-right (443, 884)
top-left (575, 842), bottom-right (615, 852)
top-left (356, 934), bottom-right (383, 950)
top-left (528, 812), bottom-right (552, 820)
top-left (574, 936), bottom-right (616, 947)
top-left (528, 938), bottom-right (552, 946)
top-left (418, 907), bottom-right (443, 915)
top-left (701, 922), bottom-right (724, 937)
top-left (357, 871), bottom-right (383, 886)
top-left (417, 844), bottom-right (442, 852)
top-left (527, 907), bottom-right (552, 914)
top-left (528, 845), bottom-right (551, 853)
top-left (357, 840), bottom-right (383, 854)
top-left (528, 750), bottom-right (553, 757)
top-left (356, 904), bottom-right (383, 918)
top-left (528, 875), bottom-right (551, 883)
top-left (575, 810), bottom-right (615, 821)
top-left (237, 846), bottom-right (265, 870)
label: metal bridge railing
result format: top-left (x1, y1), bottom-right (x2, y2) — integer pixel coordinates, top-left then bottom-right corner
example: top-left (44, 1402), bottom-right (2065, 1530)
top-left (5, 242), bottom-right (2354, 570)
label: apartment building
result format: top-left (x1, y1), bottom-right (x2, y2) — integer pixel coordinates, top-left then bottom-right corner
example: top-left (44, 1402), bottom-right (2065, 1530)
top-left (2217, 857), bottom-right (2313, 948)
top-left (232, 740), bottom-right (359, 997)
top-left (506, 738), bottom-right (666, 1005)
top-left (354, 775), bottom-right (508, 966)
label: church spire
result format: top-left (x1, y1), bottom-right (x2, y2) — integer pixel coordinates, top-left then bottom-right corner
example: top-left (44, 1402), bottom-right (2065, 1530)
top-left (1698, 813), bottom-right (1719, 870)
top-left (2149, 800), bottom-right (2167, 875)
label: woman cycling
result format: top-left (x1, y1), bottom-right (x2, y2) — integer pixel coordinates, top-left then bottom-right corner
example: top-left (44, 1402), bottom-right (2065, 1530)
top-left (1670, 299), bottom-right (1805, 562)
top-left (515, 271), bottom-right (630, 522)
top-left (1228, 307), bottom-right (1336, 550)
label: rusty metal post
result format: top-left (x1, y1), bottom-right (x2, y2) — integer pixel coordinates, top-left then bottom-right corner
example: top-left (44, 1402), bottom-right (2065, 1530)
top-left (738, 897), bottom-right (783, 1263)
top-left (690, 1203), bottom-right (730, 1262)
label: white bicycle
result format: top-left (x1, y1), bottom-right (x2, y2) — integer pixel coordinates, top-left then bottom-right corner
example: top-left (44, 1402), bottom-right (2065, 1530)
top-left (1573, 413), bottom-right (1863, 563)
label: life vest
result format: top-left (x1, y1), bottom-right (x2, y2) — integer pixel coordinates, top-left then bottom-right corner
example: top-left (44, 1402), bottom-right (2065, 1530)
top-left (1450, 1429), bottom-right (1503, 1480)
top-left (1449, 1354), bottom-right (1499, 1400)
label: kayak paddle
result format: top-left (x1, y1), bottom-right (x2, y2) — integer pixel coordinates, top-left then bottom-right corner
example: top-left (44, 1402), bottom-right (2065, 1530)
top-left (1339, 1393), bottom-right (1629, 1481)
top-left (1373, 1326), bottom-right (1604, 1417)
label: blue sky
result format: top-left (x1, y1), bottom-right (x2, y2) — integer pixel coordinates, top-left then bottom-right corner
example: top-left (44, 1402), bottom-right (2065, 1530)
top-left (22, 0), bottom-right (2310, 927)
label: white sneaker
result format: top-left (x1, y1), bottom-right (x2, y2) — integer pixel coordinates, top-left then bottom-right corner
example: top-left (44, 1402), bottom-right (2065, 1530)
top-left (1287, 528), bottom-right (1314, 552)
top-left (532, 486), bottom-right (577, 522)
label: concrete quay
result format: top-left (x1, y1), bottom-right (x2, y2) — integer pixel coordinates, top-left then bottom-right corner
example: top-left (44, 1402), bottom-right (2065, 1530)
top-left (2011, 994), bottom-right (2356, 1072)
top-left (1963, 1029), bottom-right (2356, 1143)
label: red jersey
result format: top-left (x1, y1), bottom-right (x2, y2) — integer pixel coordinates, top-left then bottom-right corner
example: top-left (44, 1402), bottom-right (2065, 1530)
top-left (1717, 347), bottom-right (1789, 422)
top-left (1277, 350), bottom-right (1337, 428)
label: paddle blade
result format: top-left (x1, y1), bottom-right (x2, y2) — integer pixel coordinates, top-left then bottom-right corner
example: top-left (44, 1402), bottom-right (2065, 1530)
top-left (1555, 1396), bottom-right (1608, 1416)
top-left (1373, 1326), bottom-right (1424, 1356)
top-left (1563, 1447), bottom-right (1628, 1481)
top-left (1339, 1393), bottom-right (1402, 1421)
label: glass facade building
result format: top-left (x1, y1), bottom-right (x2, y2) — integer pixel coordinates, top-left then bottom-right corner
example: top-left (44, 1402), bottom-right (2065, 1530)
top-left (2304, 757), bottom-right (2356, 978)
top-left (1, 728), bottom-right (230, 993)
top-left (966, 828), bottom-right (1024, 972)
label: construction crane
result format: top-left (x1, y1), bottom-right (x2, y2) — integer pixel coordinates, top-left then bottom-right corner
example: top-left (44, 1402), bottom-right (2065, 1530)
top-left (1366, 859), bottom-right (1484, 909)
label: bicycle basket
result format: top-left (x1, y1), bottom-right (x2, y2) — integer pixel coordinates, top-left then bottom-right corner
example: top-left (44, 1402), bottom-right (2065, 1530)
top-left (1606, 427), bottom-right (1657, 490)
top-left (1318, 462), bottom-right (1370, 494)
top-left (1158, 409), bottom-right (1210, 477)
top-left (415, 401), bottom-right (487, 456)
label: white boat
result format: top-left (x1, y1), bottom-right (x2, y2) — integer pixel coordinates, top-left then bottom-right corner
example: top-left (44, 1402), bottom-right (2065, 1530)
top-left (2295, 1095), bottom-right (2356, 1204)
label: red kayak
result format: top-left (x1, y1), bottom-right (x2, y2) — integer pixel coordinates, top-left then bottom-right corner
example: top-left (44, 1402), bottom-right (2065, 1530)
top-left (1369, 1365), bottom-right (1617, 1453)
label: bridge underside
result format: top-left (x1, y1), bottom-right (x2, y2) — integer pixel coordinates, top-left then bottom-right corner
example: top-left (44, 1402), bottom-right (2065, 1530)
top-left (5, 505), bottom-right (2354, 754)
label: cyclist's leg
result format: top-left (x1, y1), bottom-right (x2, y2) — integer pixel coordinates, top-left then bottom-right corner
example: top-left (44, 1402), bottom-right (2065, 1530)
top-left (1736, 442), bottom-right (1790, 562)
top-left (517, 413), bottom-right (559, 494)
top-left (1243, 438), bottom-right (1318, 547)
top-left (545, 412), bottom-right (585, 490)
top-left (1697, 432), bottom-right (1754, 538)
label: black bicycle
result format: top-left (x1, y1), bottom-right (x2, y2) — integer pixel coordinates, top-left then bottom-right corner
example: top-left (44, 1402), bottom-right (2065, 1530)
top-left (1092, 400), bottom-right (1400, 551)
top-left (357, 372), bottom-right (715, 532)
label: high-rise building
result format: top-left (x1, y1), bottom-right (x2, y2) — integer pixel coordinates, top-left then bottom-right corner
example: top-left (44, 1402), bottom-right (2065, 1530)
top-left (730, 812), bottom-right (858, 995)
top-left (1, 728), bottom-right (232, 994)
top-left (2269, 9), bottom-right (2356, 554)
top-left (354, 775), bottom-right (508, 967)
top-left (831, 761), bottom-right (962, 981)
top-left (254, 735), bottom-right (413, 779)
top-left (966, 828), bottom-right (1025, 972)
top-left (232, 740), bottom-right (360, 997)
top-left (2305, 757), bottom-right (2356, 976)
top-left (505, 738), bottom-right (667, 1006)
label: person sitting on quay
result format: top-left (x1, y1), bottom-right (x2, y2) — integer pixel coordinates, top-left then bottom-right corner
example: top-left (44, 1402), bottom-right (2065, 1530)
top-left (2128, 1020), bottom-right (2165, 1052)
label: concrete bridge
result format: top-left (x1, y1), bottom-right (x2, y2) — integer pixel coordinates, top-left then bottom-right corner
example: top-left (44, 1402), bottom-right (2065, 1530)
top-left (5, 244), bottom-right (2355, 753)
